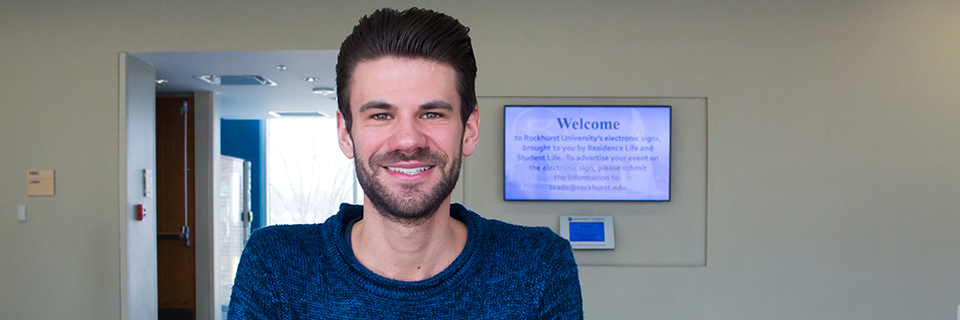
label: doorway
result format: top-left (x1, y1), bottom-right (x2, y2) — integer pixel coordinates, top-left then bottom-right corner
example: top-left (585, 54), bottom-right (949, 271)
top-left (156, 95), bottom-right (197, 320)
top-left (126, 50), bottom-right (341, 320)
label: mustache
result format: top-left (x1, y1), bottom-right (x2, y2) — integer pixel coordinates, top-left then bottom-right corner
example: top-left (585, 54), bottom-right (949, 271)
top-left (369, 148), bottom-right (447, 167)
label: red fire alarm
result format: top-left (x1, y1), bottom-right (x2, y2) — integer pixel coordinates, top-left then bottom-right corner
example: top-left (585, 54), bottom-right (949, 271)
top-left (136, 204), bottom-right (147, 221)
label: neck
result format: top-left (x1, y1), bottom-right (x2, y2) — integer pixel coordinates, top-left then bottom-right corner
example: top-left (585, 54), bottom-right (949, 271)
top-left (351, 197), bottom-right (468, 281)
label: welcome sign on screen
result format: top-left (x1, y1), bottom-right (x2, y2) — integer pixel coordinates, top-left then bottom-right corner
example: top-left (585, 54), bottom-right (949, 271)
top-left (504, 105), bottom-right (671, 201)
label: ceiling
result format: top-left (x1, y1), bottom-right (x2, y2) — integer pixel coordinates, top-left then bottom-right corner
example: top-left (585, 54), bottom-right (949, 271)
top-left (132, 50), bottom-right (339, 120)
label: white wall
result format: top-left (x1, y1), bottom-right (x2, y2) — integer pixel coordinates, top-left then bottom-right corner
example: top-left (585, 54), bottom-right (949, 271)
top-left (120, 54), bottom-right (158, 320)
top-left (0, 1), bottom-right (957, 319)
top-left (193, 91), bottom-right (221, 320)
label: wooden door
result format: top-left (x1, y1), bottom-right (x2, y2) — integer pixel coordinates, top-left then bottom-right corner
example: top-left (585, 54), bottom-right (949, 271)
top-left (156, 96), bottom-right (196, 320)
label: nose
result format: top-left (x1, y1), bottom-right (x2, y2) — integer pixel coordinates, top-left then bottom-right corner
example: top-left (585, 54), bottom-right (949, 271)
top-left (388, 115), bottom-right (428, 154)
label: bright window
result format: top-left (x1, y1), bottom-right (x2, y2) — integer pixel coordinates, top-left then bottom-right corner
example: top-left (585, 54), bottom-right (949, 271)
top-left (265, 117), bottom-right (362, 225)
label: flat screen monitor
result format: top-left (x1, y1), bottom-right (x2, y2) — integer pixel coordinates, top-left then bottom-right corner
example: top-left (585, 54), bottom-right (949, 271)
top-left (503, 105), bottom-right (671, 201)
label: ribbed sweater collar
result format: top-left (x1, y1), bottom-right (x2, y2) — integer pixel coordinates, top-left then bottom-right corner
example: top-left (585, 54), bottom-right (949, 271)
top-left (325, 203), bottom-right (482, 301)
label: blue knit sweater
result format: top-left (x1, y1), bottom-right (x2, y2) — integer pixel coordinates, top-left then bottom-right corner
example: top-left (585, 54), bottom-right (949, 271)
top-left (228, 203), bottom-right (583, 319)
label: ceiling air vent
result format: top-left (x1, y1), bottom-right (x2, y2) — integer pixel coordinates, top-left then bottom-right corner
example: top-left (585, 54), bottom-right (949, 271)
top-left (194, 75), bottom-right (277, 86)
top-left (268, 111), bottom-right (329, 118)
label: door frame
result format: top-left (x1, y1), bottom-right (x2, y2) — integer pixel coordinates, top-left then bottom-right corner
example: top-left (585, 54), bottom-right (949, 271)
top-left (120, 53), bottom-right (222, 320)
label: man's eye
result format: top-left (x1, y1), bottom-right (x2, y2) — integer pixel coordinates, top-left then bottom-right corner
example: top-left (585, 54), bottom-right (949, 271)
top-left (422, 112), bottom-right (441, 119)
top-left (372, 114), bottom-right (391, 120)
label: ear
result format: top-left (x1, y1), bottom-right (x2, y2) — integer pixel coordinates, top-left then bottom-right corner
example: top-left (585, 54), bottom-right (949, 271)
top-left (461, 107), bottom-right (480, 157)
top-left (336, 110), bottom-right (355, 159)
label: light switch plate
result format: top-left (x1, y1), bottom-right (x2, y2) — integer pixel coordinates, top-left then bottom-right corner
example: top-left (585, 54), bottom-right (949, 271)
top-left (17, 205), bottom-right (26, 222)
top-left (144, 169), bottom-right (154, 198)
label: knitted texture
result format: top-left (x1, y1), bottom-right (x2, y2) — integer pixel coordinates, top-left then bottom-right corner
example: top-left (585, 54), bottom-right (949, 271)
top-left (228, 203), bottom-right (583, 319)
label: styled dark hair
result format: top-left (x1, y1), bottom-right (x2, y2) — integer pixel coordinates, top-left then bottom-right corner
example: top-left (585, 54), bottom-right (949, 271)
top-left (336, 7), bottom-right (478, 133)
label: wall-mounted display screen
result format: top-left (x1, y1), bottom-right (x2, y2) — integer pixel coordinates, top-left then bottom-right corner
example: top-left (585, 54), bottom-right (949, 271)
top-left (504, 105), bottom-right (671, 201)
top-left (568, 222), bottom-right (605, 242)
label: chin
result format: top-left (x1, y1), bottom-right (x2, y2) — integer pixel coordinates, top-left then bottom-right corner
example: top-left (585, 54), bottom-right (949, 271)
top-left (365, 178), bottom-right (455, 226)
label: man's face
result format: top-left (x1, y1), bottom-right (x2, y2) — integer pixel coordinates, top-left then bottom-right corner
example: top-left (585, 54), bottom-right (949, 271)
top-left (337, 56), bottom-right (480, 224)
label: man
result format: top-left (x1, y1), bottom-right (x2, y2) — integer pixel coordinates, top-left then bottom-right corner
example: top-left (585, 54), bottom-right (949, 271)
top-left (229, 8), bottom-right (583, 319)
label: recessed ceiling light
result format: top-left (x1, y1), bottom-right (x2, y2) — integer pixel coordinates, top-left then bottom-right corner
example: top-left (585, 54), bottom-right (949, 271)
top-left (268, 111), bottom-right (328, 118)
top-left (312, 87), bottom-right (336, 99)
top-left (195, 75), bottom-right (219, 84)
top-left (155, 79), bottom-right (169, 84)
top-left (302, 77), bottom-right (320, 82)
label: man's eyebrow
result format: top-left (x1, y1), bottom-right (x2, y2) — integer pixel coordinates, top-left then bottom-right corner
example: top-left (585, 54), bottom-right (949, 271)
top-left (358, 101), bottom-right (394, 113)
top-left (420, 100), bottom-right (454, 111)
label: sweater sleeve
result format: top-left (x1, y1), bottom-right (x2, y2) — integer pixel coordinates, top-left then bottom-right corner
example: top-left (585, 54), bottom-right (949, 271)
top-left (538, 236), bottom-right (584, 320)
top-left (228, 227), bottom-right (285, 320)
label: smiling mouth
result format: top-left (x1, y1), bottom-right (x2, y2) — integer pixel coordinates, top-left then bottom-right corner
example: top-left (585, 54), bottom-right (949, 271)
top-left (386, 166), bottom-right (432, 175)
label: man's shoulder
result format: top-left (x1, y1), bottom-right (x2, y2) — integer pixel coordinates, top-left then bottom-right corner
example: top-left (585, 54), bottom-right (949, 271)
top-left (482, 218), bottom-right (566, 248)
top-left (243, 223), bottom-right (328, 259)
top-left (456, 204), bottom-right (573, 263)
top-left (249, 223), bottom-right (324, 241)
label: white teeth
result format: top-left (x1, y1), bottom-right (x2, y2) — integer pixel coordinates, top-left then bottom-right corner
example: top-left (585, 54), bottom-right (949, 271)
top-left (387, 166), bottom-right (430, 175)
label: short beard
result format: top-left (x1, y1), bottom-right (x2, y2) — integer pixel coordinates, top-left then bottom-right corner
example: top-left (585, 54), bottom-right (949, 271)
top-left (354, 146), bottom-right (461, 227)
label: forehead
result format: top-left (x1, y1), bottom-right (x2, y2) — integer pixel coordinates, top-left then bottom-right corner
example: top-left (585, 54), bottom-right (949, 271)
top-left (348, 56), bottom-right (459, 112)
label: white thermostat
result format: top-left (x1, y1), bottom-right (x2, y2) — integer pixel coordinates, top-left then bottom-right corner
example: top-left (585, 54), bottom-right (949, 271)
top-left (559, 216), bottom-right (615, 250)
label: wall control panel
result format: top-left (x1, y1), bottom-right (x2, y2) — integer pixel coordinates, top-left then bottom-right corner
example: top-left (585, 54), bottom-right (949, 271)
top-left (560, 216), bottom-right (615, 250)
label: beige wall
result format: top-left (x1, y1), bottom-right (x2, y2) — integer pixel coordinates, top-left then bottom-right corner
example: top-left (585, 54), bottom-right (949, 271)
top-left (1, 0), bottom-right (958, 319)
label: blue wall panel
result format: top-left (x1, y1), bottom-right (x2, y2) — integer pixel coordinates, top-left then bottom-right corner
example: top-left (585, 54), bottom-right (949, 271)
top-left (220, 119), bottom-right (264, 230)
